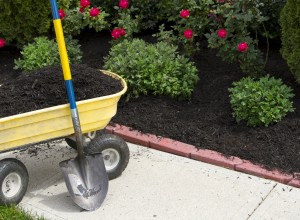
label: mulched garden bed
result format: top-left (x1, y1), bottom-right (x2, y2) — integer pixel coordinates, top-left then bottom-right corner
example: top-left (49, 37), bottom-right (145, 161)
top-left (0, 29), bottom-right (299, 174)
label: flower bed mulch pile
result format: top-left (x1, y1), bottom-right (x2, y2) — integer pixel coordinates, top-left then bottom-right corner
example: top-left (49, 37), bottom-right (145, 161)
top-left (0, 64), bottom-right (123, 118)
top-left (0, 30), bottom-right (299, 174)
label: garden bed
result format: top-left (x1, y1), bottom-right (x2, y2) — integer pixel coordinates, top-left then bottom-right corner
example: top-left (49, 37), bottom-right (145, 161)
top-left (0, 29), bottom-right (299, 174)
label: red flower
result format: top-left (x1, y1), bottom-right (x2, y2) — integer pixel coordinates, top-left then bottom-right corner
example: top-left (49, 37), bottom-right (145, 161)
top-left (119, 28), bottom-right (126, 36)
top-left (0, 38), bottom-right (6, 48)
top-left (119, 0), bottom-right (129, 9)
top-left (184, 29), bottom-right (193, 39)
top-left (79, 7), bottom-right (85, 13)
top-left (89, 7), bottom-right (100, 17)
top-left (180, 9), bottom-right (190, 18)
top-left (58, 9), bottom-right (66, 19)
top-left (80, 0), bottom-right (90, 8)
top-left (112, 28), bottom-right (122, 39)
top-left (217, 29), bottom-right (227, 39)
top-left (237, 42), bottom-right (249, 52)
top-left (217, 0), bottom-right (226, 3)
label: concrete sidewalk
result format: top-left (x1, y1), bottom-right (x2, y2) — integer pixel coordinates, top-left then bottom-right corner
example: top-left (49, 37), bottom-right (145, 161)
top-left (1, 140), bottom-right (300, 220)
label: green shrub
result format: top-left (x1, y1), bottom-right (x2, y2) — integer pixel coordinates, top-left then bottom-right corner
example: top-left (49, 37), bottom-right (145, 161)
top-left (228, 75), bottom-right (294, 127)
top-left (14, 36), bottom-right (82, 72)
top-left (0, 0), bottom-right (51, 47)
top-left (280, 0), bottom-right (300, 84)
top-left (104, 39), bottom-right (199, 100)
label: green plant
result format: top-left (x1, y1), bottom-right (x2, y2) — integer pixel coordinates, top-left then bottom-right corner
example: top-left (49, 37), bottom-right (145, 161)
top-left (0, 205), bottom-right (45, 220)
top-left (104, 39), bottom-right (199, 100)
top-left (280, 0), bottom-right (300, 84)
top-left (58, 0), bottom-right (109, 37)
top-left (110, 1), bottom-right (139, 41)
top-left (205, 0), bottom-right (268, 76)
top-left (228, 75), bottom-right (294, 127)
top-left (14, 36), bottom-right (82, 72)
top-left (0, 0), bottom-right (51, 47)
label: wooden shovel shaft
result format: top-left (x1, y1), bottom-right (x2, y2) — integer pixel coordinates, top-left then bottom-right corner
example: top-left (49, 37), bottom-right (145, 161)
top-left (49, 0), bottom-right (84, 157)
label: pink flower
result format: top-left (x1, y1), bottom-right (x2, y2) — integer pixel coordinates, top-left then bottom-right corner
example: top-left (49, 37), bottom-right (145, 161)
top-left (119, 0), bottom-right (129, 9)
top-left (217, 29), bottom-right (227, 39)
top-left (79, 7), bottom-right (85, 13)
top-left (184, 29), bottom-right (193, 39)
top-left (59, 9), bottom-right (66, 19)
top-left (217, 0), bottom-right (226, 3)
top-left (89, 7), bottom-right (100, 17)
top-left (112, 28), bottom-right (122, 39)
top-left (0, 38), bottom-right (6, 48)
top-left (237, 42), bottom-right (249, 52)
top-left (119, 28), bottom-right (126, 36)
top-left (180, 9), bottom-right (190, 18)
top-left (80, 0), bottom-right (90, 8)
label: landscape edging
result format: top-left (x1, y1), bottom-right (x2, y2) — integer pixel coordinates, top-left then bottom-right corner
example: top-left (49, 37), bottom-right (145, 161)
top-left (106, 124), bottom-right (299, 188)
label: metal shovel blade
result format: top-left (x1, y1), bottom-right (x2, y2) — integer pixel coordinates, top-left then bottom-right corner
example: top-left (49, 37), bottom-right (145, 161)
top-left (59, 153), bottom-right (108, 211)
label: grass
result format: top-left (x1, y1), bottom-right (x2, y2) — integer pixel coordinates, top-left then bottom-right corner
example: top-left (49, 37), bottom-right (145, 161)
top-left (0, 205), bottom-right (45, 220)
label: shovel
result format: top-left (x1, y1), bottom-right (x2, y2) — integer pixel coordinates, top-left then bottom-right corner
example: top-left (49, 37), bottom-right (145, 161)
top-left (49, 0), bottom-right (108, 211)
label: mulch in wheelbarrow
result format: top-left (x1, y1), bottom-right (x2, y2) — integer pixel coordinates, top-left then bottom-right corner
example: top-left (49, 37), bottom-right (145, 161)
top-left (0, 64), bottom-right (123, 118)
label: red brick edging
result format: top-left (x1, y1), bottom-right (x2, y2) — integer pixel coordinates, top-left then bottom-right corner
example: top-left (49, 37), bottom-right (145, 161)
top-left (106, 124), bottom-right (299, 188)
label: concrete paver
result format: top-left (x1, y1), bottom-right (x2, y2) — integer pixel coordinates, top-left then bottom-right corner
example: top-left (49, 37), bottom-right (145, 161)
top-left (2, 140), bottom-right (300, 219)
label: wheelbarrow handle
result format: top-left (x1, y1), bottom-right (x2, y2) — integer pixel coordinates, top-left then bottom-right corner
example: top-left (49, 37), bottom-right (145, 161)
top-left (49, 0), bottom-right (84, 157)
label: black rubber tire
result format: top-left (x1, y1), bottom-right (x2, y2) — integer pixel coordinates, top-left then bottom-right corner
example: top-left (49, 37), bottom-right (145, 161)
top-left (0, 158), bottom-right (29, 205)
top-left (65, 130), bottom-right (105, 150)
top-left (86, 134), bottom-right (130, 180)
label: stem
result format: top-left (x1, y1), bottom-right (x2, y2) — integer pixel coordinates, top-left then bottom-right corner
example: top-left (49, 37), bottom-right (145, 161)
top-left (262, 22), bottom-right (269, 68)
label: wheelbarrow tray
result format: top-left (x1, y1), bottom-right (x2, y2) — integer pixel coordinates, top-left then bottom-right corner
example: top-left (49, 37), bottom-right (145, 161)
top-left (0, 70), bottom-right (127, 152)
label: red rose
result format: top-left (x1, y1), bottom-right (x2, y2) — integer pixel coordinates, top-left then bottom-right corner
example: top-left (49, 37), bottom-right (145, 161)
top-left (217, 29), bottom-right (227, 39)
top-left (0, 38), bottom-right (6, 48)
top-left (89, 7), bottom-right (100, 17)
top-left (237, 42), bottom-right (249, 52)
top-left (184, 29), bottom-right (193, 39)
top-left (59, 9), bottom-right (66, 19)
top-left (79, 7), bottom-right (85, 13)
top-left (119, 0), bottom-right (129, 9)
top-left (180, 9), bottom-right (190, 18)
top-left (119, 28), bottom-right (126, 36)
top-left (112, 28), bottom-right (121, 39)
top-left (80, 0), bottom-right (90, 8)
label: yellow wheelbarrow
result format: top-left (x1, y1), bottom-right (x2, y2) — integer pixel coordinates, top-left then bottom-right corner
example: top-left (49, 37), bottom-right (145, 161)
top-left (0, 70), bottom-right (129, 208)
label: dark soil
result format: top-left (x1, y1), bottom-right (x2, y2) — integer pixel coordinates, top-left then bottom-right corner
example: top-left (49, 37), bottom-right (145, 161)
top-left (0, 64), bottom-right (123, 117)
top-left (1, 29), bottom-right (299, 174)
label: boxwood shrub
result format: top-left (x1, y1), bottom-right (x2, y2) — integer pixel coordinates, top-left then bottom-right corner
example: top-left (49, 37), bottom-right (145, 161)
top-left (14, 36), bottom-right (82, 72)
top-left (228, 75), bottom-right (294, 127)
top-left (280, 0), bottom-right (300, 84)
top-left (0, 0), bottom-right (51, 47)
top-left (104, 39), bottom-right (199, 100)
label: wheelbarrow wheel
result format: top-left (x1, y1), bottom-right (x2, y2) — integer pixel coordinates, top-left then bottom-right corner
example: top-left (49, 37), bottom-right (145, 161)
top-left (86, 134), bottom-right (130, 180)
top-left (65, 130), bottom-right (105, 150)
top-left (0, 158), bottom-right (29, 205)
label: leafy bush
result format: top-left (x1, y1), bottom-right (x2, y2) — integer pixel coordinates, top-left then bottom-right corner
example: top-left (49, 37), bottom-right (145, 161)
top-left (14, 36), bottom-right (82, 71)
top-left (280, 0), bottom-right (300, 84)
top-left (104, 39), bottom-right (199, 100)
top-left (228, 76), bottom-right (294, 127)
top-left (153, 0), bottom-right (268, 75)
top-left (56, 0), bottom-right (110, 37)
top-left (0, 0), bottom-right (51, 47)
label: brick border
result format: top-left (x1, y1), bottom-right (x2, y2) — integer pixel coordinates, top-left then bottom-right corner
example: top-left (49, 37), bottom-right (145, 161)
top-left (106, 124), bottom-right (298, 188)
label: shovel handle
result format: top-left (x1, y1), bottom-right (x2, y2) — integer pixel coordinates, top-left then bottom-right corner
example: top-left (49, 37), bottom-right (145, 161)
top-left (49, 0), bottom-right (84, 157)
